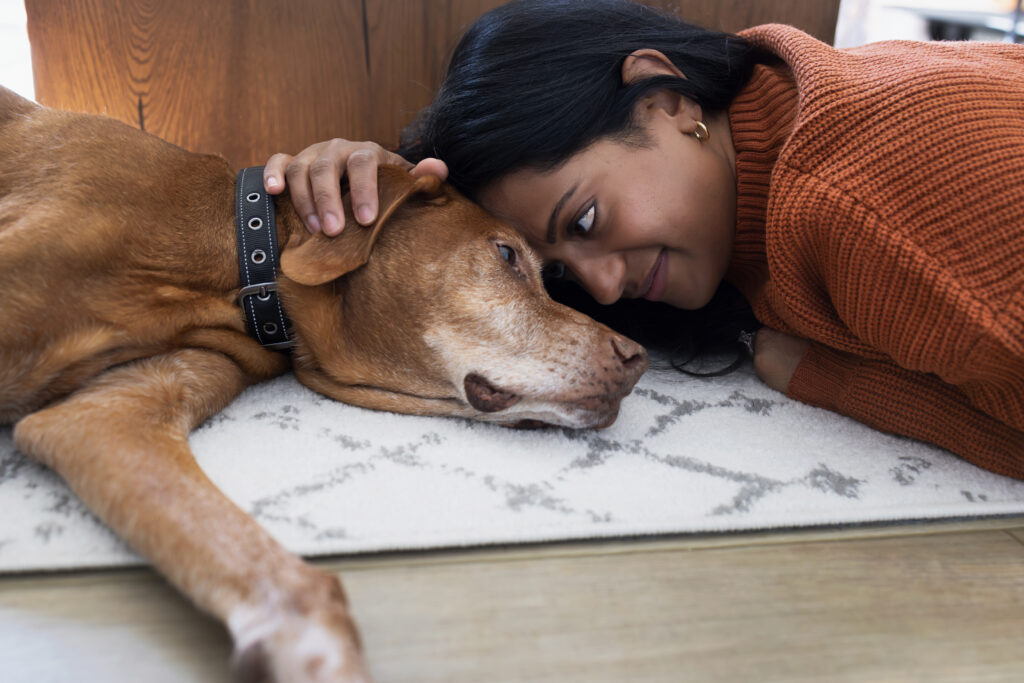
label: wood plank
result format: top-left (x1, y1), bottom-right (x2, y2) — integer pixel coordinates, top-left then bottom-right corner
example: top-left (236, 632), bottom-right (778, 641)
top-left (365, 0), bottom-right (509, 148)
top-left (320, 515), bottom-right (1024, 569)
top-left (0, 569), bottom-right (232, 683)
top-left (1005, 527), bottom-right (1024, 548)
top-left (345, 530), bottom-right (1024, 683)
top-left (27, 0), bottom-right (838, 165)
top-left (27, 0), bottom-right (370, 169)
top-left (649, 0), bottom-right (841, 43)
top-left (365, 0), bottom-right (433, 147)
top-left (4, 523), bottom-right (1024, 682)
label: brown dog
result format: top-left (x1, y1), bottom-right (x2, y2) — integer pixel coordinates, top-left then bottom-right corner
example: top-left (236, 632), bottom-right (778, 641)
top-left (0, 85), bottom-right (646, 681)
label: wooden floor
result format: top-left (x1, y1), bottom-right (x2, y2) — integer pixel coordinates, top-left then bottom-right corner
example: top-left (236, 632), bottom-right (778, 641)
top-left (3, 518), bottom-right (1024, 682)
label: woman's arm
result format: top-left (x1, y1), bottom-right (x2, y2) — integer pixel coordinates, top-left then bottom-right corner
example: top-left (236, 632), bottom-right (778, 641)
top-left (263, 140), bottom-right (448, 235)
top-left (789, 342), bottom-right (1024, 477)
top-left (757, 162), bottom-right (1024, 471)
top-left (753, 329), bottom-right (1024, 476)
top-left (753, 317), bottom-right (1024, 479)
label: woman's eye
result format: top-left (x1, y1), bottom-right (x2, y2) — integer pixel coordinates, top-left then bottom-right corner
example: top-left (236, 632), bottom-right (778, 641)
top-left (571, 204), bottom-right (596, 237)
top-left (542, 261), bottom-right (566, 280)
top-left (498, 244), bottom-right (517, 266)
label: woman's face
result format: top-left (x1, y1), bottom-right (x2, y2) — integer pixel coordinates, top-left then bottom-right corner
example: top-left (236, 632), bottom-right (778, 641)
top-left (478, 97), bottom-right (737, 311)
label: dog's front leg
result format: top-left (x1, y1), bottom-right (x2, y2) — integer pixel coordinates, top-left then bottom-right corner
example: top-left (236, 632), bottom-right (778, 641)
top-left (14, 349), bottom-right (371, 682)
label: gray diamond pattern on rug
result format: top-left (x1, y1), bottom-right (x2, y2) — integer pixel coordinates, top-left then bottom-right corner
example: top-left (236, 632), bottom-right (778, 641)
top-left (3, 358), bottom-right (1024, 572)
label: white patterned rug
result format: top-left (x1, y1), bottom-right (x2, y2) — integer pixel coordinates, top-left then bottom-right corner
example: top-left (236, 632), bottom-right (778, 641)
top-left (3, 357), bottom-right (1024, 573)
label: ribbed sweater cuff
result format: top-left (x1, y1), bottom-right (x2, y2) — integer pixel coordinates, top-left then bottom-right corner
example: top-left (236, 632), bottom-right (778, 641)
top-left (788, 343), bottom-right (1024, 478)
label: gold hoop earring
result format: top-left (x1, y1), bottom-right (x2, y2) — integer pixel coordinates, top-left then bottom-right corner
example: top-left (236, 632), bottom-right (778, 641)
top-left (692, 121), bottom-right (710, 142)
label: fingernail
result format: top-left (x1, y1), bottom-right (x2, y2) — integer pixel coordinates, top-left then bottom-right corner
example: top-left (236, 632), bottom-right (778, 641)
top-left (323, 212), bottom-right (341, 235)
top-left (266, 176), bottom-right (279, 190)
top-left (356, 205), bottom-right (374, 224)
top-left (306, 214), bottom-right (321, 232)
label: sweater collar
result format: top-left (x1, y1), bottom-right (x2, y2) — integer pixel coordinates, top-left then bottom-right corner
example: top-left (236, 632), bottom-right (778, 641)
top-left (724, 62), bottom-right (799, 303)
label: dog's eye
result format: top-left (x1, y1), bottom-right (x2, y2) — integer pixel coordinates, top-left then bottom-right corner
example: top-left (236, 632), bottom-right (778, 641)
top-left (498, 244), bottom-right (517, 266)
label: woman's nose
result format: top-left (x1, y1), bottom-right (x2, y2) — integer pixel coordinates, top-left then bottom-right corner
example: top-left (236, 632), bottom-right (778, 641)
top-left (571, 252), bottom-right (625, 305)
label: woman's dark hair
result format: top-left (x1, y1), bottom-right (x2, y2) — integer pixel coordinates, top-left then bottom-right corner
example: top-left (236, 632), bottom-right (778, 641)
top-left (402, 0), bottom-right (769, 374)
top-left (544, 278), bottom-right (760, 376)
top-left (411, 0), bottom-right (768, 197)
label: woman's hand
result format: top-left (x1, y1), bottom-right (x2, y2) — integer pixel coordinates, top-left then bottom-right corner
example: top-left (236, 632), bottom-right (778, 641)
top-left (753, 328), bottom-right (811, 393)
top-left (263, 139), bottom-right (449, 235)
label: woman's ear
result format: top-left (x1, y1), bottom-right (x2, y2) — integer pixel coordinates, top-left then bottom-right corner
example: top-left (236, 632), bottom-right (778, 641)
top-left (621, 48), bottom-right (686, 85)
top-left (622, 49), bottom-right (701, 128)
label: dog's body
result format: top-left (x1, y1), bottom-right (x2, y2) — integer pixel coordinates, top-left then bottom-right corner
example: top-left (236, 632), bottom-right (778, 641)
top-left (0, 86), bottom-right (646, 681)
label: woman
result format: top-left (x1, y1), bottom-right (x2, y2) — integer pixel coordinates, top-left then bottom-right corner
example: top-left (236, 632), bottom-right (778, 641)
top-left (264, 0), bottom-right (1024, 476)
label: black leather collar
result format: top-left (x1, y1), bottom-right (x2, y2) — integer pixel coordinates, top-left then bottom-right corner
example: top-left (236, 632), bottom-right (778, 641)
top-left (235, 166), bottom-right (294, 351)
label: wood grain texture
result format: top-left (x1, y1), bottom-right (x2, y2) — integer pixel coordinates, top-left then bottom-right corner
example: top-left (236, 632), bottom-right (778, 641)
top-left (2, 522), bottom-right (1024, 682)
top-left (26, 0), bottom-right (838, 168)
top-left (647, 0), bottom-right (840, 40)
top-left (344, 529), bottom-right (1024, 683)
top-left (27, 0), bottom-right (369, 168)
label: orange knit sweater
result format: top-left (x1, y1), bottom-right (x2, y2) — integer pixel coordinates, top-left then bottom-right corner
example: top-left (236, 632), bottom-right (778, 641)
top-left (726, 25), bottom-right (1024, 477)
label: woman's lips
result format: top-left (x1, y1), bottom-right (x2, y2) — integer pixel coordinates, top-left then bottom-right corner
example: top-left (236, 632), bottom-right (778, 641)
top-left (640, 250), bottom-right (668, 302)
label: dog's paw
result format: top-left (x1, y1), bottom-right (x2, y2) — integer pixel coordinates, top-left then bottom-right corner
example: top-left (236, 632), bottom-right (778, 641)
top-left (230, 621), bottom-right (371, 683)
top-left (229, 575), bottom-right (372, 683)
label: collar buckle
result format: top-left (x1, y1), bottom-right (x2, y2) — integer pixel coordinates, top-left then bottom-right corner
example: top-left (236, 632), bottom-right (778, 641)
top-left (237, 281), bottom-right (279, 303)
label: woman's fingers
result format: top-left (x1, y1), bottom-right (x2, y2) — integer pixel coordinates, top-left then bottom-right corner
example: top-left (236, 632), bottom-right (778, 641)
top-left (411, 157), bottom-right (450, 181)
top-left (263, 153), bottom-right (292, 194)
top-left (346, 147), bottom-right (382, 226)
top-left (752, 328), bottom-right (811, 393)
top-left (308, 139), bottom-right (350, 235)
top-left (283, 147), bottom-right (323, 234)
top-left (263, 139), bottom-right (428, 235)
top-left (347, 146), bottom-right (418, 225)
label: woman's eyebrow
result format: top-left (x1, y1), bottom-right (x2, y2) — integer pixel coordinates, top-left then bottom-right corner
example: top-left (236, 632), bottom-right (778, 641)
top-left (546, 182), bottom-right (579, 244)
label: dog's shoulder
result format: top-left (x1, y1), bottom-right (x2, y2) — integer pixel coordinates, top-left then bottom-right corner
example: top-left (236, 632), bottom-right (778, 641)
top-left (0, 85), bottom-right (38, 122)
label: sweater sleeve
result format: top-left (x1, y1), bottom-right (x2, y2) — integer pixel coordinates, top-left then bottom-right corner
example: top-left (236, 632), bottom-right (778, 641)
top-left (734, 30), bottom-right (1024, 475)
top-left (764, 161), bottom-right (1024, 475)
top-left (789, 342), bottom-right (1024, 477)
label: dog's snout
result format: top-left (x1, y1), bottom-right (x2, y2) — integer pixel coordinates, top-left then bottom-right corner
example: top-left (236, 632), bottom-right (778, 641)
top-left (611, 335), bottom-right (647, 372)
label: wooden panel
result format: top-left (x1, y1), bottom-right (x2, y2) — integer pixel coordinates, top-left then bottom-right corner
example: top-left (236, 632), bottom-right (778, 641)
top-left (649, 0), bottom-right (840, 43)
top-left (27, 0), bottom-right (369, 168)
top-left (26, 0), bottom-right (838, 168)
top-left (365, 0), bottom-right (433, 146)
top-left (365, 0), bottom-right (508, 146)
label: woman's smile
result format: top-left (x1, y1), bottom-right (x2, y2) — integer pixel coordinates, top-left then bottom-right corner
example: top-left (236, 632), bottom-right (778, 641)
top-left (639, 249), bottom-right (668, 301)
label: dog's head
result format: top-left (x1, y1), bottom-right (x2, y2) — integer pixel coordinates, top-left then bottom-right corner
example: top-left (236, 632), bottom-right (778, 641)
top-left (276, 166), bottom-right (647, 429)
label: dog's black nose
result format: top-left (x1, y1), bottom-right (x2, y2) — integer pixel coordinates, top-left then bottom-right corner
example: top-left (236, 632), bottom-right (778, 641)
top-left (611, 335), bottom-right (647, 372)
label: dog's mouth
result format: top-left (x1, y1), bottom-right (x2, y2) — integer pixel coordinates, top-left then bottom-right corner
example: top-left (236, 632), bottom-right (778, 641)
top-left (464, 373), bottom-right (521, 413)
top-left (463, 372), bottom-right (630, 430)
top-left (507, 419), bottom-right (549, 429)
top-left (501, 406), bottom-right (620, 431)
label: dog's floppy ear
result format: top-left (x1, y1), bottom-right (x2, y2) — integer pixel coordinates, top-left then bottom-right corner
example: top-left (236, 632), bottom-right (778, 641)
top-left (280, 167), bottom-right (444, 286)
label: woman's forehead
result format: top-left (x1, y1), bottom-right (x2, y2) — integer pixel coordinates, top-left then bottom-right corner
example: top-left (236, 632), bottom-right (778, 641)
top-left (480, 171), bottom-right (553, 240)
top-left (479, 163), bottom-right (583, 246)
